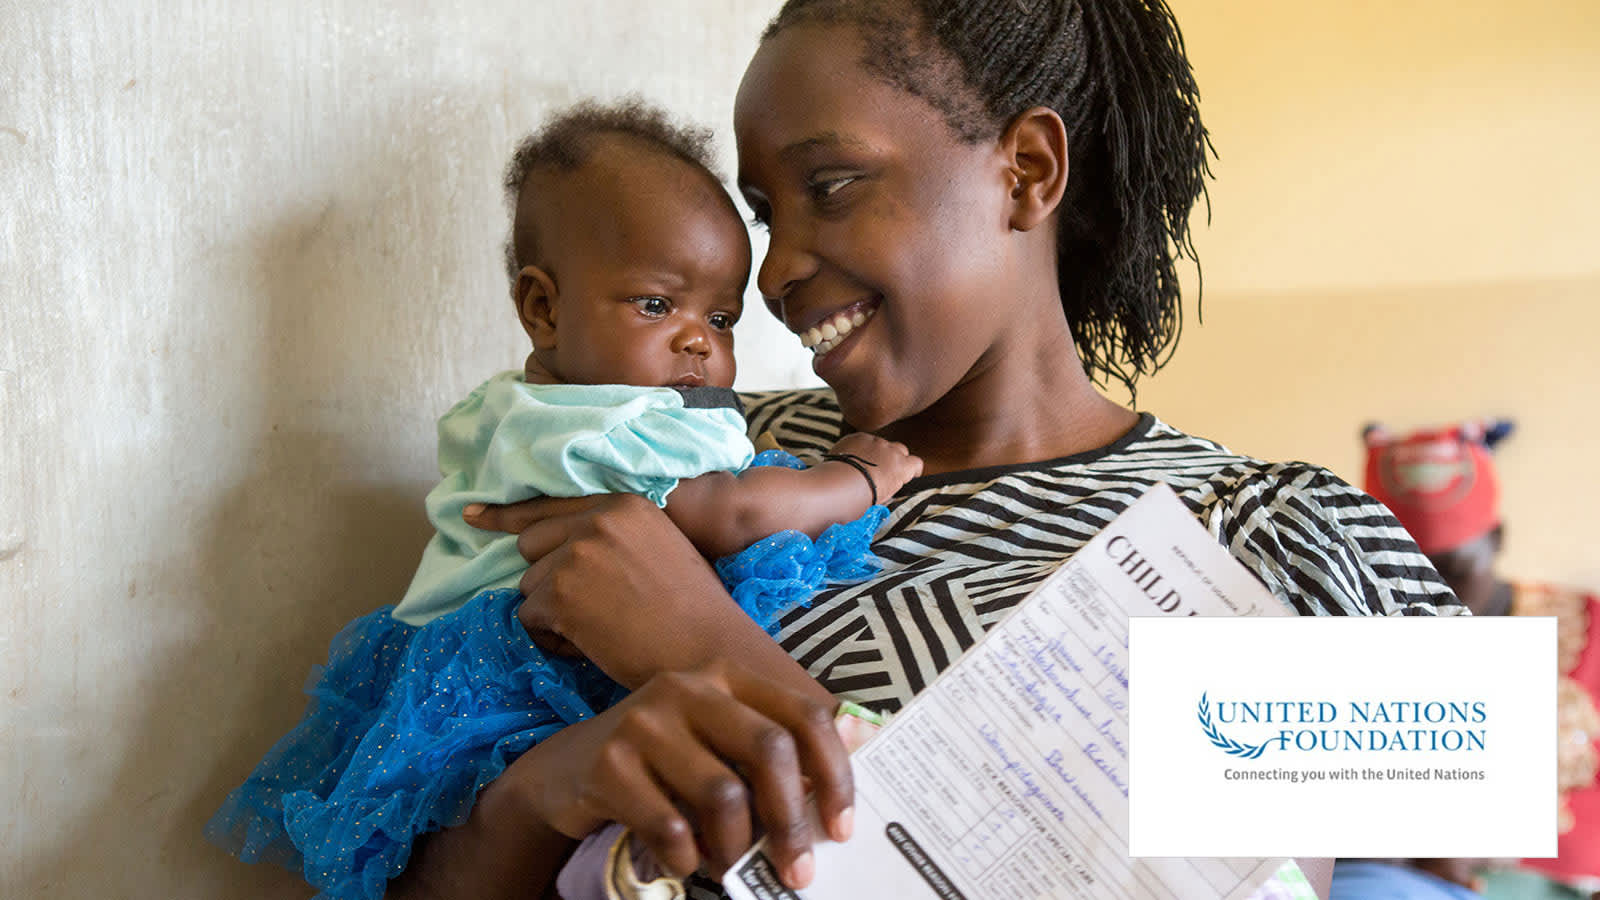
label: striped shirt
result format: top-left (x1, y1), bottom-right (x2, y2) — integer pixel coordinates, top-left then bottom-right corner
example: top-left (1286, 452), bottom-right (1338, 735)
top-left (743, 388), bottom-right (1463, 714)
top-left (683, 389), bottom-right (1460, 899)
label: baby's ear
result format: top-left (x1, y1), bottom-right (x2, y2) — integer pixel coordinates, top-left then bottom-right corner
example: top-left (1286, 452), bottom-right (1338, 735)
top-left (513, 265), bottom-right (559, 349)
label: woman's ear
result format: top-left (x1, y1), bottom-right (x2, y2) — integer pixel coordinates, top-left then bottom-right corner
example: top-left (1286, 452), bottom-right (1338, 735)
top-left (1002, 106), bottom-right (1069, 232)
top-left (513, 265), bottom-right (560, 350)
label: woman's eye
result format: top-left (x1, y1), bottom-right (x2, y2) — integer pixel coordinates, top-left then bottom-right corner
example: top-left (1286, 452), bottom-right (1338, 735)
top-left (808, 174), bottom-right (858, 203)
top-left (631, 296), bottom-right (670, 317)
top-left (745, 201), bottom-right (771, 231)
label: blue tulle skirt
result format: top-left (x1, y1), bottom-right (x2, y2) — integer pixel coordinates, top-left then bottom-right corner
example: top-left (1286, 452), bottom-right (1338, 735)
top-left (206, 452), bottom-right (887, 899)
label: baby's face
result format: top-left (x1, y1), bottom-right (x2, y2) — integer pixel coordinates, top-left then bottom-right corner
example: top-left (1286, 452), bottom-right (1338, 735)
top-left (533, 143), bottom-right (751, 389)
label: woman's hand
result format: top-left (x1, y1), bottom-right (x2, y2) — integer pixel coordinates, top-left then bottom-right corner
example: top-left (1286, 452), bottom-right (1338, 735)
top-left (403, 496), bottom-right (855, 898)
top-left (506, 660), bottom-right (855, 888)
top-left (465, 492), bottom-right (767, 688)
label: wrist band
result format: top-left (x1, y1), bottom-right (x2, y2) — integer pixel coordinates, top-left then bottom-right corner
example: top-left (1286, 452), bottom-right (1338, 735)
top-left (822, 452), bottom-right (879, 506)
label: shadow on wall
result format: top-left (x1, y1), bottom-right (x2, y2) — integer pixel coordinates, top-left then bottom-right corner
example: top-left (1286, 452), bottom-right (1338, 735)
top-left (7, 97), bottom-right (517, 896)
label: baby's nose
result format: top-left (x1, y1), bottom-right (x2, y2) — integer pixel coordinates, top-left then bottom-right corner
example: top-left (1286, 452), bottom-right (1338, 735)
top-left (673, 324), bottom-right (712, 356)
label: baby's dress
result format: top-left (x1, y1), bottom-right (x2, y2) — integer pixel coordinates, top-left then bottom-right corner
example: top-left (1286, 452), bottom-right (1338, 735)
top-left (205, 373), bottom-right (888, 900)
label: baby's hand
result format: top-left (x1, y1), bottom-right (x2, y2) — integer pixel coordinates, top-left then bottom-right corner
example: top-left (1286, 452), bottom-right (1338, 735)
top-left (826, 433), bottom-right (924, 503)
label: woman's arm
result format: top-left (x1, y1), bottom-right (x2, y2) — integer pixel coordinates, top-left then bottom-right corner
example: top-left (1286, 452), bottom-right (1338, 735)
top-left (388, 495), bottom-right (856, 899)
top-left (389, 767), bottom-right (573, 899)
top-left (469, 492), bottom-right (841, 694)
top-left (389, 661), bottom-right (854, 898)
top-left (663, 432), bottom-right (922, 559)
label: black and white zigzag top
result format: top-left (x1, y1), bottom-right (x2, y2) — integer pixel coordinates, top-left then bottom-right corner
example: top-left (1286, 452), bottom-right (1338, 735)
top-left (741, 388), bottom-right (1464, 715)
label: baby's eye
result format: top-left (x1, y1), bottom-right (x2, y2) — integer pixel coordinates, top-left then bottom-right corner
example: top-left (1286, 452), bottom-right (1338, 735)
top-left (708, 312), bottom-right (737, 331)
top-left (630, 296), bottom-right (671, 317)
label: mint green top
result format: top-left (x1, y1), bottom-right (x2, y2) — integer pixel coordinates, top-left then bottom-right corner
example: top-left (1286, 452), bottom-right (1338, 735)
top-left (392, 372), bottom-right (754, 625)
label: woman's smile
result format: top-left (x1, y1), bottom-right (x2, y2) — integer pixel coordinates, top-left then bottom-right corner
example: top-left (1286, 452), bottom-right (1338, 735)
top-left (796, 296), bottom-right (879, 359)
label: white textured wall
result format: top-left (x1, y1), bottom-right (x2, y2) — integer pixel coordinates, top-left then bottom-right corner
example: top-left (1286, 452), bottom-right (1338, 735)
top-left (1, 2), bottom-right (798, 897)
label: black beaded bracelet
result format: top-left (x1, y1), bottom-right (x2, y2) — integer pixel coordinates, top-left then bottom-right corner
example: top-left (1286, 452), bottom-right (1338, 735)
top-left (822, 452), bottom-right (879, 506)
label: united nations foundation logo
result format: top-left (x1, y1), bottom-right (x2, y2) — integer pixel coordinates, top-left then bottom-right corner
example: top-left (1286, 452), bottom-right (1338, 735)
top-left (1197, 692), bottom-right (1488, 756)
top-left (1197, 693), bottom-right (1268, 758)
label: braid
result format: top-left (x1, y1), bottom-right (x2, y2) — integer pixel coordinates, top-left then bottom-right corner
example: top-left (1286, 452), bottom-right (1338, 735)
top-left (765, 0), bottom-right (1213, 395)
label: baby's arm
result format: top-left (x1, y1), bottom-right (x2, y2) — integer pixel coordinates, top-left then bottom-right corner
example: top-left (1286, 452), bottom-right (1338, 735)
top-left (664, 433), bottom-right (922, 559)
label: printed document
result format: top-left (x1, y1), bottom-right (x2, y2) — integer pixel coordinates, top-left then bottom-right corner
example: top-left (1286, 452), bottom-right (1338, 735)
top-left (725, 483), bottom-right (1288, 900)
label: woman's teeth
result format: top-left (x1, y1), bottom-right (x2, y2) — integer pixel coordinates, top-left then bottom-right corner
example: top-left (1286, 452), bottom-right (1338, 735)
top-left (799, 306), bottom-right (874, 356)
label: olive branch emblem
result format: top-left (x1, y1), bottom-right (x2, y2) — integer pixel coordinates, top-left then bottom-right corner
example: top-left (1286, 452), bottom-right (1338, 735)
top-left (1198, 692), bottom-right (1268, 759)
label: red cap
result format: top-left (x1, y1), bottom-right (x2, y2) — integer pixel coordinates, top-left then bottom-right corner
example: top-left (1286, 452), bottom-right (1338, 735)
top-left (1363, 421), bottom-right (1503, 555)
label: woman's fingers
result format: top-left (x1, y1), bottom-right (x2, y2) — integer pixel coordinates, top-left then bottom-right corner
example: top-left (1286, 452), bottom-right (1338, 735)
top-left (514, 517), bottom-right (566, 568)
top-left (719, 666), bottom-right (855, 846)
top-left (628, 706), bottom-right (756, 876)
top-left (552, 675), bottom-right (763, 879)
top-left (586, 741), bottom-right (703, 880)
top-left (518, 666), bottom-right (852, 890)
top-left (619, 669), bottom-right (851, 888)
top-left (627, 673), bottom-right (814, 885)
top-left (485, 495), bottom-right (630, 642)
top-left (461, 494), bottom-right (607, 535)
top-left (658, 683), bottom-right (801, 878)
top-left (682, 667), bottom-right (853, 887)
top-left (506, 493), bottom-right (736, 689)
top-left (530, 715), bottom-right (699, 874)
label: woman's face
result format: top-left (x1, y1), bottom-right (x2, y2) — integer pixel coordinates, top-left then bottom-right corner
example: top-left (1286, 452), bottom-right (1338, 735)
top-left (734, 22), bottom-right (1025, 432)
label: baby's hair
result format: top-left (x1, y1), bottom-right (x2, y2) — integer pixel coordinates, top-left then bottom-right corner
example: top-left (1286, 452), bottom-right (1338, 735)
top-left (764, 0), bottom-right (1213, 394)
top-left (502, 98), bottom-right (720, 282)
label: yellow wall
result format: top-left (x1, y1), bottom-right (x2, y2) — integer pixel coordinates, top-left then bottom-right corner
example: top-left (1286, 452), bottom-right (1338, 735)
top-left (1175, 0), bottom-right (1600, 293)
top-left (1122, 0), bottom-right (1600, 586)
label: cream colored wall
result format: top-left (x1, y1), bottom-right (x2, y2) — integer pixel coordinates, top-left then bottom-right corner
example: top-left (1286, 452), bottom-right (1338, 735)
top-left (1129, 0), bottom-right (1600, 587)
top-left (3, 1), bottom-right (1596, 898)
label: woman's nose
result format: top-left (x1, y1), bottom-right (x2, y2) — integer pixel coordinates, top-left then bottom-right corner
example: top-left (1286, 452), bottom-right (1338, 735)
top-left (755, 219), bottom-right (819, 313)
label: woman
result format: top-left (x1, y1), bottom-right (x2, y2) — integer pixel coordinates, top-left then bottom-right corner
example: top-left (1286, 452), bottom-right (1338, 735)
top-left (393, 1), bottom-right (1459, 897)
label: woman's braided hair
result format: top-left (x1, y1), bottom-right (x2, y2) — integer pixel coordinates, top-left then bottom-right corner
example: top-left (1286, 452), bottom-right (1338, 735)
top-left (764, 0), bottom-right (1213, 394)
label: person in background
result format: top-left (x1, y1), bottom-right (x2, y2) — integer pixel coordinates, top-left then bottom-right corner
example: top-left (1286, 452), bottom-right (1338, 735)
top-left (1337, 420), bottom-right (1600, 900)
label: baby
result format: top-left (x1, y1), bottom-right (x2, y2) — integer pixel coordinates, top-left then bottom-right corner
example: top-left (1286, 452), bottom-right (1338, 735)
top-left (395, 97), bottom-right (921, 628)
top-left (207, 99), bottom-right (920, 900)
